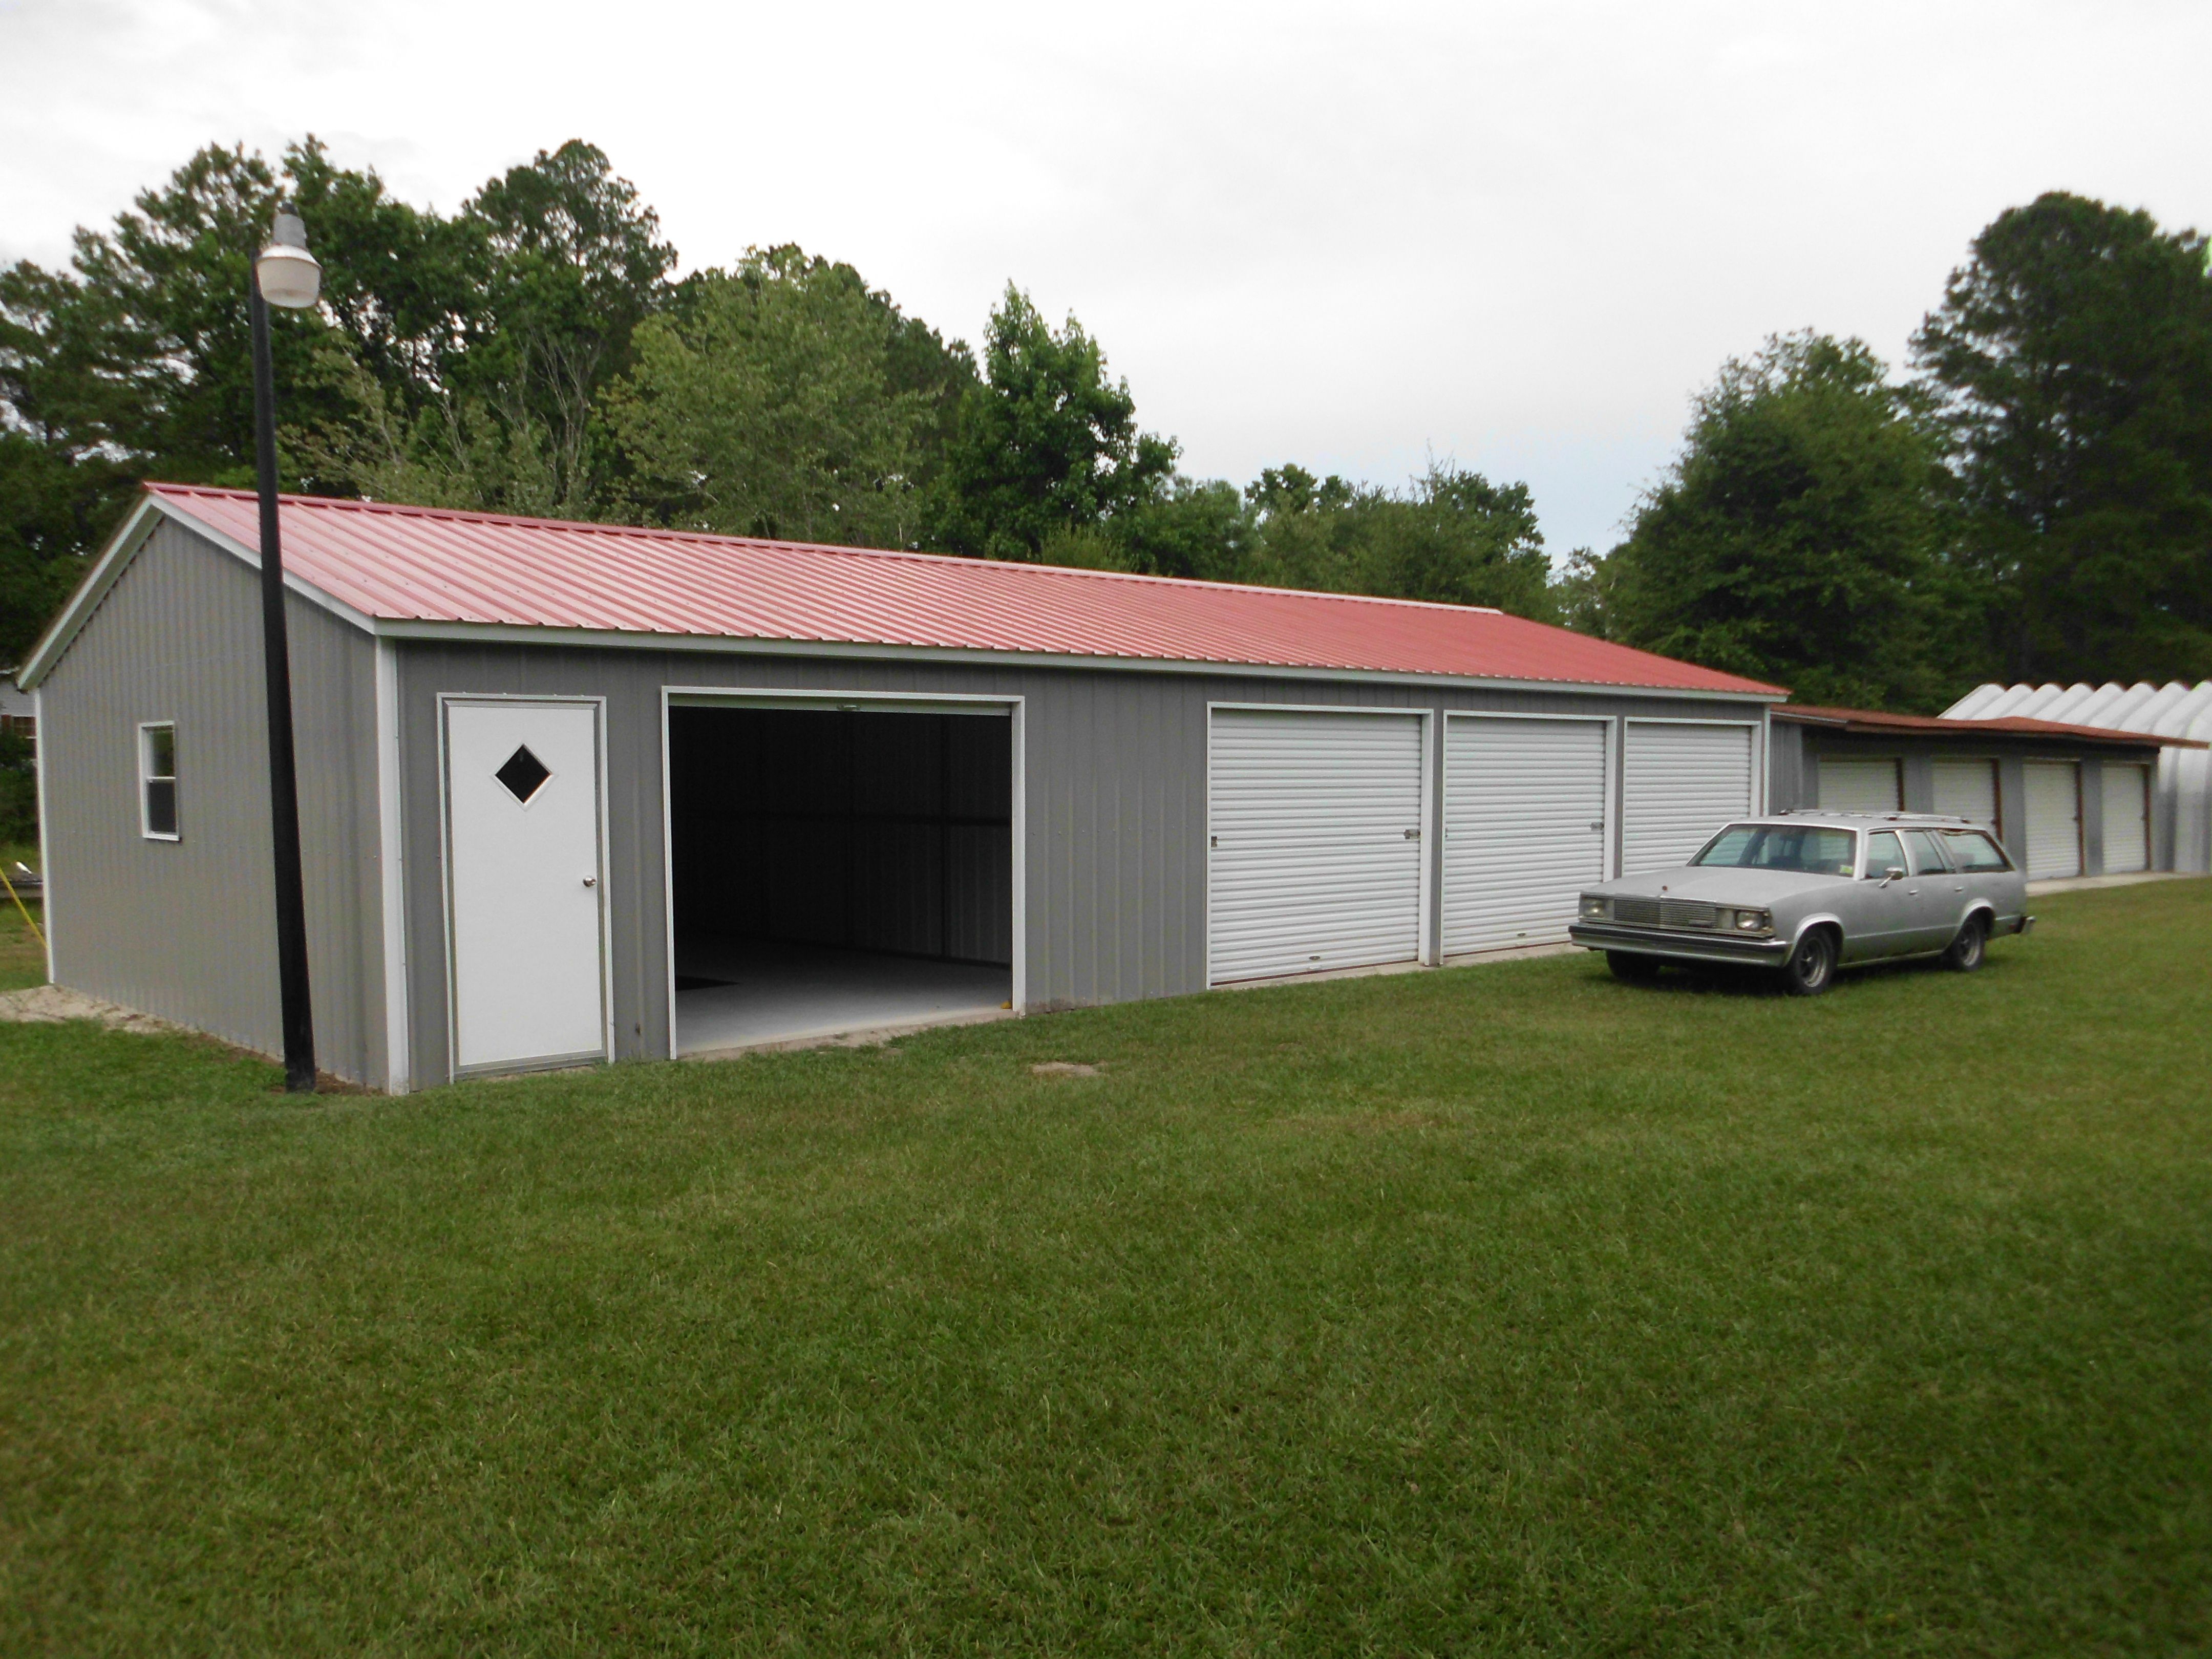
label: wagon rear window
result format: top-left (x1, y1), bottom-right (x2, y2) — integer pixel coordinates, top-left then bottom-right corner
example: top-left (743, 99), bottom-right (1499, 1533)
top-left (1940, 828), bottom-right (2011, 871)
top-left (1692, 824), bottom-right (1856, 876)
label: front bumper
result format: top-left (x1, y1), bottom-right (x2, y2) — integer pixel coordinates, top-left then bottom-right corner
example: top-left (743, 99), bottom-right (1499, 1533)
top-left (1568, 921), bottom-right (1795, 968)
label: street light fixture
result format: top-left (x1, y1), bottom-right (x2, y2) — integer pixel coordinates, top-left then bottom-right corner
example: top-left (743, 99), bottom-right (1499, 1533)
top-left (250, 202), bottom-right (322, 1093)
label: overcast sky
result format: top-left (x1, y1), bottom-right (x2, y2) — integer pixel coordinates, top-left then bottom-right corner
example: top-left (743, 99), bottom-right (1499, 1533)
top-left (4, 0), bottom-right (2206, 556)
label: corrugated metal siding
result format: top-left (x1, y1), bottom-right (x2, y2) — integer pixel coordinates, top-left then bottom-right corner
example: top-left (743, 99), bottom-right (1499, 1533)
top-left (1621, 722), bottom-right (1756, 873)
top-left (667, 708), bottom-right (1012, 965)
top-left (393, 638), bottom-right (1766, 1082)
top-left (36, 520), bottom-right (386, 1082)
top-left (1440, 716), bottom-right (1608, 954)
top-left (1205, 708), bottom-right (1424, 982)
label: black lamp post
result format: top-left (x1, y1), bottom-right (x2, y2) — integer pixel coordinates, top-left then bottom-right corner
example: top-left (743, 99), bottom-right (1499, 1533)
top-left (250, 204), bottom-right (321, 1093)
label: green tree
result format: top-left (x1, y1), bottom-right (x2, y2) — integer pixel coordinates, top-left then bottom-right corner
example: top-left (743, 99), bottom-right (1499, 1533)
top-left (1240, 461), bottom-right (1557, 621)
top-left (1912, 192), bottom-right (2212, 682)
top-left (606, 247), bottom-right (939, 546)
top-left (1599, 332), bottom-right (1956, 708)
top-left (928, 286), bottom-right (1175, 561)
top-left (296, 140), bottom-right (679, 518)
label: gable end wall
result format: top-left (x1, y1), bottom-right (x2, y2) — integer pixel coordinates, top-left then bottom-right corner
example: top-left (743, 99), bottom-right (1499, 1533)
top-left (35, 518), bottom-right (389, 1083)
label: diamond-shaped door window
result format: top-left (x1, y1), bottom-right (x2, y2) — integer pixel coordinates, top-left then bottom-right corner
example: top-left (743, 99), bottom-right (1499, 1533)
top-left (494, 743), bottom-right (552, 804)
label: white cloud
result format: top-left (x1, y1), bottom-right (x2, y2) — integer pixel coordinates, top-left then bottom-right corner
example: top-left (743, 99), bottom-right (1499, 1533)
top-left (4, 0), bottom-right (2206, 553)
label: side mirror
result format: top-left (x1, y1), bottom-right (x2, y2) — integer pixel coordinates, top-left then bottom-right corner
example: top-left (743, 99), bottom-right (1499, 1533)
top-left (1883, 866), bottom-right (1906, 883)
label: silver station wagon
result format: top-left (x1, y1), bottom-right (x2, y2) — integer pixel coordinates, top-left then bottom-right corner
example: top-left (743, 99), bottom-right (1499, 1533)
top-left (1567, 813), bottom-right (2033, 996)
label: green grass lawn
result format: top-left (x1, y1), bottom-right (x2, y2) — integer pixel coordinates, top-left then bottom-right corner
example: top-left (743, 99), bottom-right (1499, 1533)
top-left (0, 886), bottom-right (42, 991)
top-left (3, 884), bottom-right (2208, 1654)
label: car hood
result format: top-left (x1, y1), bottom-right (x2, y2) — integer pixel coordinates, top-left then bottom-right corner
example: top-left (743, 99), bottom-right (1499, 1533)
top-left (1591, 866), bottom-right (1850, 906)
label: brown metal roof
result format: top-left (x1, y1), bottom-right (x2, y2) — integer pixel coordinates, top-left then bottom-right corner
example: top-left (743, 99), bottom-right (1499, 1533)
top-left (1773, 702), bottom-right (2204, 750)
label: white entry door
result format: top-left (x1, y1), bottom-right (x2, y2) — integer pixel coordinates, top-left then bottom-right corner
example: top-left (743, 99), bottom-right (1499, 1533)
top-left (1621, 722), bottom-right (1756, 874)
top-left (1441, 715), bottom-right (1608, 954)
top-left (2023, 761), bottom-right (2082, 879)
top-left (444, 698), bottom-right (609, 1075)
top-left (1207, 708), bottom-right (1424, 983)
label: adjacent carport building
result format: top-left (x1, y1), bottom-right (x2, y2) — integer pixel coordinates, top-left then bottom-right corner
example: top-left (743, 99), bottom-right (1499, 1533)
top-left (1766, 703), bottom-right (2202, 880)
top-left (20, 485), bottom-right (1783, 1090)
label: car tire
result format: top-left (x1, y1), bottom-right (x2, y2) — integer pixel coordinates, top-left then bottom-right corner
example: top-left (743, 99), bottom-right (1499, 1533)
top-left (1606, 950), bottom-right (1664, 983)
top-left (1781, 928), bottom-right (1837, 997)
top-left (1941, 912), bottom-right (1988, 973)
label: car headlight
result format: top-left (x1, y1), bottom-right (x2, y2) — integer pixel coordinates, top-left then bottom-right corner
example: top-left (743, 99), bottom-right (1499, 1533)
top-left (1731, 908), bottom-right (1772, 933)
top-left (1579, 894), bottom-right (1610, 919)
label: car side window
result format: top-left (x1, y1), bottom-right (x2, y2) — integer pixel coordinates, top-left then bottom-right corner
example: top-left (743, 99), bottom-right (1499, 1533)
top-left (1901, 829), bottom-right (1948, 875)
top-left (1863, 831), bottom-right (1903, 879)
top-left (1941, 829), bottom-right (2010, 871)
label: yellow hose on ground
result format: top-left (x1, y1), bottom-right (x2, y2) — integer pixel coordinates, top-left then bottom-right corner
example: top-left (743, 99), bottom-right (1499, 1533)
top-left (0, 863), bottom-right (44, 950)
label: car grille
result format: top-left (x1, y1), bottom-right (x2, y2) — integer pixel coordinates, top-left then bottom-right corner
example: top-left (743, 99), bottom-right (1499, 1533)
top-left (1614, 897), bottom-right (1719, 929)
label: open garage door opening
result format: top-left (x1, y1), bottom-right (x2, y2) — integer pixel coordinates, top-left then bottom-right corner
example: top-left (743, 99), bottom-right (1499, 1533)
top-left (667, 701), bottom-right (1014, 1056)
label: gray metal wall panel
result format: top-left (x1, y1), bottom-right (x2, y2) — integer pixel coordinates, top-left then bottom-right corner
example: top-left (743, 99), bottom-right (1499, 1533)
top-left (2080, 756), bottom-right (2107, 876)
top-left (36, 520), bottom-right (386, 1082)
top-left (392, 636), bottom-right (1769, 1082)
top-left (1767, 721), bottom-right (1809, 811)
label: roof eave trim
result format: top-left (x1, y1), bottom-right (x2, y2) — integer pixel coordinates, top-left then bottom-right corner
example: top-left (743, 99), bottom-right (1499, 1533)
top-left (16, 492), bottom-right (377, 690)
top-left (16, 496), bottom-right (164, 689)
top-left (373, 616), bottom-right (1785, 701)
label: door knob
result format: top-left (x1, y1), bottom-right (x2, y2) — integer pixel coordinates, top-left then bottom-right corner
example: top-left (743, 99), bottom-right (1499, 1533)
top-left (582, 876), bottom-right (597, 888)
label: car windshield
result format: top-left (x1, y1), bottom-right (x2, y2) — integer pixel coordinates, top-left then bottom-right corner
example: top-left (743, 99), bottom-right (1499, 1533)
top-left (1691, 823), bottom-right (1857, 877)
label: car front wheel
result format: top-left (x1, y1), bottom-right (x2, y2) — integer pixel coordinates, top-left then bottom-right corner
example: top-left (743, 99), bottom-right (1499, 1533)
top-left (1942, 912), bottom-right (1988, 972)
top-left (1781, 928), bottom-right (1837, 996)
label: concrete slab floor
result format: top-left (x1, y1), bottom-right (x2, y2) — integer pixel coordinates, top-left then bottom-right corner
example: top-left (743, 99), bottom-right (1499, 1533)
top-left (673, 938), bottom-right (1012, 1056)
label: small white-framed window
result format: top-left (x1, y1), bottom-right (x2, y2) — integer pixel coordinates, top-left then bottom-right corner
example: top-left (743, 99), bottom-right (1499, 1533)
top-left (139, 721), bottom-right (179, 840)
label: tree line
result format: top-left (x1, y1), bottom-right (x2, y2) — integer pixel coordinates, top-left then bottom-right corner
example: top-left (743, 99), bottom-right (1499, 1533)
top-left (6, 138), bottom-right (2210, 717)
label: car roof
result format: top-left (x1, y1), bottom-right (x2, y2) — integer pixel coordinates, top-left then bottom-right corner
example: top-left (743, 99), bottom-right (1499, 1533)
top-left (1735, 813), bottom-right (1997, 832)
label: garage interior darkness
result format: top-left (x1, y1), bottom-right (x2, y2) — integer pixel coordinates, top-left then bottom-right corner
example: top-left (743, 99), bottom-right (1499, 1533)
top-left (666, 705), bottom-right (1014, 1053)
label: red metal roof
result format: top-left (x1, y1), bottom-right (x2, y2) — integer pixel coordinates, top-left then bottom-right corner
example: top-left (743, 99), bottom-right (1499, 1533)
top-left (1773, 701), bottom-right (2202, 749)
top-left (146, 484), bottom-right (1784, 695)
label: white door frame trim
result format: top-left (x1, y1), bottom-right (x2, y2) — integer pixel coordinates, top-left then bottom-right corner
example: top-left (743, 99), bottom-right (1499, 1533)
top-left (374, 641), bottom-right (411, 1093)
top-left (656, 685), bottom-right (1028, 1059)
top-left (436, 693), bottom-right (613, 1084)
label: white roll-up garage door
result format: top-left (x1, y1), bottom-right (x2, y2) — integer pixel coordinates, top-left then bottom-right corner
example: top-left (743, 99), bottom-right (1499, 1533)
top-left (1819, 758), bottom-right (1901, 812)
top-left (1207, 708), bottom-right (1425, 984)
top-left (2023, 761), bottom-right (2081, 879)
top-left (1621, 722), bottom-right (1756, 874)
top-left (1441, 716), bottom-right (1608, 955)
top-left (1932, 759), bottom-right (1999, 826)
top-left (2101, 763), bottom-right (2150, 874)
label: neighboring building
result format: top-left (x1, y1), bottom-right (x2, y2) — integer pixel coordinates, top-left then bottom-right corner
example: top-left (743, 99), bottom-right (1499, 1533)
top-left (19, 484), bottom-right (1785, 1091)
top-left (1, 671), bottom-right (33, 748)
top-left (1767, 703), bottom-right (2202, 880)
top-left (1944, 682), bottom-right (2212, 875)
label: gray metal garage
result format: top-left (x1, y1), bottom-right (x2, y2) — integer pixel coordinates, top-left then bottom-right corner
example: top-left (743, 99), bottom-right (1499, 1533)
top-left (18, 485), bottom-right (1784, 1090)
